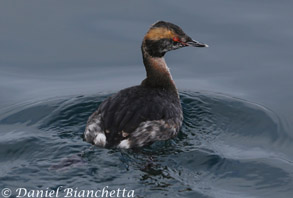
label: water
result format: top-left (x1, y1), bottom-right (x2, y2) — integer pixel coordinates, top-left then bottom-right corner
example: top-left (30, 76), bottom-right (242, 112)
top-left (1, 92), bottom-right (291, 198)
top-left (1, 1), bottom-right (293, 198)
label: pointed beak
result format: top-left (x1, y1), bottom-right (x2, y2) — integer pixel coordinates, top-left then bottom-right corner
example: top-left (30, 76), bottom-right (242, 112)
top-left (186, 40), bottom-right (208, 47)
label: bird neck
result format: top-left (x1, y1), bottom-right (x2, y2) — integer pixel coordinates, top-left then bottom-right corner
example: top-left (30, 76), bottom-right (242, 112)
top-left (141, 43), bottom-right (177, 91)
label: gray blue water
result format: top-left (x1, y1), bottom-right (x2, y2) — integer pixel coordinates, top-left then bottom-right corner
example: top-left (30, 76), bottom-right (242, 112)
top-left (0, 1), bottom-right (293, 198)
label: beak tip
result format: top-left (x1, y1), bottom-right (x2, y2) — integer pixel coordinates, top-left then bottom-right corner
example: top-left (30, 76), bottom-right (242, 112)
top-left (195, 43), bottom-right (209, 48)
top-left (187, 40), bottom-right (208, 48)
top-left (196, 42), bottom-right (208, 48)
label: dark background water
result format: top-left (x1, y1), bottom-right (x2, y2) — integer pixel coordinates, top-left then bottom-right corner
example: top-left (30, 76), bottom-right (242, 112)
top-left (0, 1), bottom-right (293, 198)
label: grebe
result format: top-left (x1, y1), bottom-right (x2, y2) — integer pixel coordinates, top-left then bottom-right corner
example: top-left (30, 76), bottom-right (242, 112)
top-left (84, 21), bottom-right (207, 149)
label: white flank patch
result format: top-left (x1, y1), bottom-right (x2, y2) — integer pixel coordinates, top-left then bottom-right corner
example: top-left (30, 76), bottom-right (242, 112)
top-left (85, 130), bottom-right (90, 136)
top-left (151, 131), bottom-right (157, 138)
top-left (88, 123), bottom-right (96, 131)
top-left (94, 133), bottom-right (106, 147)
top-left (117, 139), bottom-right (130, 149)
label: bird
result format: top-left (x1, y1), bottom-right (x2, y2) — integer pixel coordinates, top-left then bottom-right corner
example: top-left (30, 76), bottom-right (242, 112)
top-left (84, 21), bottom-right (207, 149)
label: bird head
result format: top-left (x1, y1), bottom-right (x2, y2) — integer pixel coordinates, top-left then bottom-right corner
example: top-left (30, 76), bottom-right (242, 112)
top-left (142, 21), bottom-right (208, 57)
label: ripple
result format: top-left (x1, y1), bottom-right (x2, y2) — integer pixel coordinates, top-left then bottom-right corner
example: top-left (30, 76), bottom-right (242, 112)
top-left (0, 91), bottom-right (292, 198)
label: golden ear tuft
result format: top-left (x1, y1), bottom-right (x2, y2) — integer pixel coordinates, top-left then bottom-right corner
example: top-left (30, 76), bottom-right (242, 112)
top-left (144, 27), bottom-right (176, 41)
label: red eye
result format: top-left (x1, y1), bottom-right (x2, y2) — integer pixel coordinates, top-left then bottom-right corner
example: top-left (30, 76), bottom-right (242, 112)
top-left (172, 37), bottom-right (180, 42)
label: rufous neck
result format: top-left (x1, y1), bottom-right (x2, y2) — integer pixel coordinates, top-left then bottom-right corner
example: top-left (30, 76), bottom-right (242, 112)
top-left (141, 44), bottom-right (176, 90)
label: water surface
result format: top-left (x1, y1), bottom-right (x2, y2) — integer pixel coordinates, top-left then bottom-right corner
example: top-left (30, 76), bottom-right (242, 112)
top-left (0, 1), bottom-right (293, 198)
